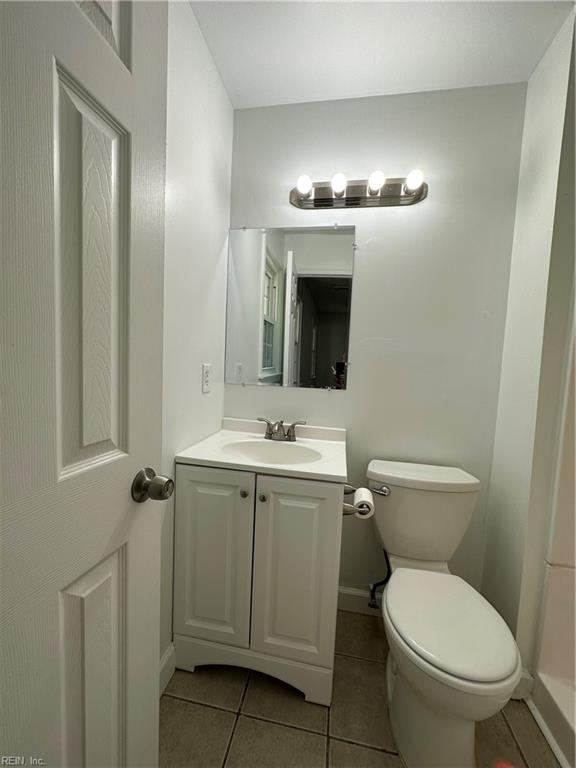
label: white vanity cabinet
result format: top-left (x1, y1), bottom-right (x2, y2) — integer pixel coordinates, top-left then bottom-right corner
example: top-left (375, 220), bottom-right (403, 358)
top-left (173, 462), bottom-right (344, 705)
top-left (250, 474), bottom-right (343, 668)
top-left (173, 465), bottom-right (255, 648)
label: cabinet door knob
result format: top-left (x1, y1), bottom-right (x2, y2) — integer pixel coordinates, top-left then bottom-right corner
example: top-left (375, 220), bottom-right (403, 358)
top-left (240, 489), bottom-right (249, 499)
top-left (258, 494), bottom-right (268, 503)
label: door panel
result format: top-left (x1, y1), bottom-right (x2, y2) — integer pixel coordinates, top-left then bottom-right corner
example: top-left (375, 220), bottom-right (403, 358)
top-left (77, 0), bottom-right (131, 65)
top-left (173, 466), bottom-right (256, 648)
top-left (0, 4), bottom-right (167, 765)
top-left (56, 64), bottom-right (129, 472)
top-left (60, 548), bottom-right (126, 767)
top-left (251, 475), bottom-right (343, 667)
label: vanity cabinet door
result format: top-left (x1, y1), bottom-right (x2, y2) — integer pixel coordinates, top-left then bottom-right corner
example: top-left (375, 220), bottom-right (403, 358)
top-left (251, 475), bottom-right (343, 667)
top-left (173, 465), bottom-right (255, 648)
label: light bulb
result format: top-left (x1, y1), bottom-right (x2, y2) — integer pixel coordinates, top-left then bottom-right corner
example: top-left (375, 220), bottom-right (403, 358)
top-left (296, 174), bottom-right (313, 198)
top-left (331, 172), bottom-right (347, 197)
top-left (368, 170), bottom-right (386, 195)
top-left (405, 169), bottom-right (424, 193)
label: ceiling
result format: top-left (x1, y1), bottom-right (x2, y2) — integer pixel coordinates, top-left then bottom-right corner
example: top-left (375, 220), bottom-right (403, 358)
top-left (190, 1), bottom-right (574, 108)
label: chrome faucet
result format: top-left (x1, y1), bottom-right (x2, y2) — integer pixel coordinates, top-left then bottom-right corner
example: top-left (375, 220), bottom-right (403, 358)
top-left (258, 418), bottom-right (307, 442)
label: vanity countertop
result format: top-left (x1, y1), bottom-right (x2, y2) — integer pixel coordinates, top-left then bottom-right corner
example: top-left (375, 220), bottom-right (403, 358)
top-left (175, 418), bottom-right (347, 482)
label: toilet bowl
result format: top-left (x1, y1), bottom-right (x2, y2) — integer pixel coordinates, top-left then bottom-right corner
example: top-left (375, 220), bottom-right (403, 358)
top-left (382, 569), bottom-right (522, 768)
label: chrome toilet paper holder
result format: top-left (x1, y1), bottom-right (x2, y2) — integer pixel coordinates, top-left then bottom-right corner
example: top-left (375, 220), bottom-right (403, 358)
top-left (342, 483), bottom-right (379, 516)
top-left (345, 482), bottom-right (391, 497)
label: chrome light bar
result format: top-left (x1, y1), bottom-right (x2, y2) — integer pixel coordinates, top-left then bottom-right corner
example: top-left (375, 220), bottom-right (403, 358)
top-left (289, 176), bottom-right (428, 210)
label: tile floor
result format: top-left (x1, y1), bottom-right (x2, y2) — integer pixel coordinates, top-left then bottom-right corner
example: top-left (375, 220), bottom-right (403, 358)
top-left (160, 610), bottom-right (560, 768)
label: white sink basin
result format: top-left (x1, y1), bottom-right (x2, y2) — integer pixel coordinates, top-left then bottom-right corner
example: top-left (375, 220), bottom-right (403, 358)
top-left (175, 420), bottom-right (347, 482)
top-left (222, 439), bottom-right (322, 465)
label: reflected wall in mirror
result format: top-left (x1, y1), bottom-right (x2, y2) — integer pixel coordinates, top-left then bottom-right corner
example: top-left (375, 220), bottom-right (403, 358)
top-left (225, 227), bottom-right (354, 388)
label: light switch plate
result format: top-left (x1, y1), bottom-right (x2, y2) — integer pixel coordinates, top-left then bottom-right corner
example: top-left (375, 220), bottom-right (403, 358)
top-left (201, 363), bottom-right (212, 394)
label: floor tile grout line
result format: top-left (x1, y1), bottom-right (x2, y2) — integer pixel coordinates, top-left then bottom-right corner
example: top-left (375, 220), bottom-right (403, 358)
top-left (221, 673), bottom-right (252, 768)
top-left (238, 671), bottom-right (251, 711)
top-left (334, 650), bottom-right (387, 665)
top-left (162, 691), bottom-right (240, 715)
top-left (237, 669), bottom-right (252, 716)
top-left (328, 734), bottom-right (400, 756)
top-left (220, 711), bottom-right (239, 768)
top-left (239, 711), bottom-right (329, 737)
top-left (502, 706), bottom-right (534, 768)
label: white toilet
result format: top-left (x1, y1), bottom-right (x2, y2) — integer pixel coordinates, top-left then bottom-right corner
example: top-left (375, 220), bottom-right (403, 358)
top-left (367, 460), bottom-right (522, 768)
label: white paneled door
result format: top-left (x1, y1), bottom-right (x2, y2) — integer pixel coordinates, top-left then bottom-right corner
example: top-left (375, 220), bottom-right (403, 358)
top-left (1, 4), bottom-right (168, 766)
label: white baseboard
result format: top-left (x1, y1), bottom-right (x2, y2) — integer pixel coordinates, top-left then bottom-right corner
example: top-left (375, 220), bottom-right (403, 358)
top-left (527, 697), bottom-right (572, 768)
top-left (338, 586), bottom-right (381, 615)
top-left (159, 642), bottom-right (176, 696)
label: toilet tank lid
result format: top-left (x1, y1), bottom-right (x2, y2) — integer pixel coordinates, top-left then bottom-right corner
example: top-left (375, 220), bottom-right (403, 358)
top-left (367, 460), bottom-right (480, 492)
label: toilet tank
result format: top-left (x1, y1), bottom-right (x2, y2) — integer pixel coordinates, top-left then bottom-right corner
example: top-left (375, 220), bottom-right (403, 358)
top-left (367, 460), bottom-right (480, 563)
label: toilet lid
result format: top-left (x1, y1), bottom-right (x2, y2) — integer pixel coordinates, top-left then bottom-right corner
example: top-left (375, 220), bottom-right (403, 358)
top-left (385, 569), bottom-right (519, 683)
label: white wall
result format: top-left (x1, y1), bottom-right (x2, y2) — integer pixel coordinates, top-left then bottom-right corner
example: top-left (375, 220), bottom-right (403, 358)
top-left (161, 2), bottom-right (233, 665)
top-left (225, 83), bottom-right (526, 592)
top-left (482, 16), bottom-right (574, 664)
top-left (225, 229), bottom-right (264, 383)
top-left (286, 232), bottom-right (354, 275)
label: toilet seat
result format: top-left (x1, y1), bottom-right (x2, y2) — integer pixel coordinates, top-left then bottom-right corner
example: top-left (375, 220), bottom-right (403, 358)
top-left (384, 569), bottom-right (520, 686)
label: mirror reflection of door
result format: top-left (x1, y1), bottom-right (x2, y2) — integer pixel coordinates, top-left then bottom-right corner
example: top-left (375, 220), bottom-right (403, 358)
top-left (292, 298), bottom-right (303, 386)
top-left (226, 227), bottom-right (354, 389)
top-left (296, 276), bottom-right (351, 388)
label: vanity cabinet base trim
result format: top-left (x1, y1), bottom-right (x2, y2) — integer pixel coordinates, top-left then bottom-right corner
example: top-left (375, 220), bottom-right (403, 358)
top-left (174, 633), bottom-right (333, 706)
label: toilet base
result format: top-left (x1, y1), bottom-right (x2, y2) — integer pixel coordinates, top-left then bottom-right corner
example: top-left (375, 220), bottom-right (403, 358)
top-left (388, 658), bottom-right (476, 768)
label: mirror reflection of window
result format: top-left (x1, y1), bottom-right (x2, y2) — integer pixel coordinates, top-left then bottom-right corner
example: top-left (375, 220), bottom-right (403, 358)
top-left (261, 259), bottom-right (279, 371)
top-left (225, 227), bottom-right (354, 389)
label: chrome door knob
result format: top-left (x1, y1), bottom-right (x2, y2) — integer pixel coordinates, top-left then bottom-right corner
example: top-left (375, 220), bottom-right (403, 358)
top-left (131, 467), bottom-right (174, 503)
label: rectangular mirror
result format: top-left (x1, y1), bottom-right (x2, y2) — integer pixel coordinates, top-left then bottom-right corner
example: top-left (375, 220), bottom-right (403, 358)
top-left (225, 227), bottom-right (354, 388)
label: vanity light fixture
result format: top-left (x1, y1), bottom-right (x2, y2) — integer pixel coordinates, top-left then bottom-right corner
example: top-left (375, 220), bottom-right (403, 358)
top-left (404, 168), bottom-right (425, 194)
top-left (296, 174), bottom-right (313, 199)
top-left (290, 170), bottom-right (427, 209)
top-left (368, 170), bottom-right (386, 195)
top-left (331, 172), bottom-right (347, 198)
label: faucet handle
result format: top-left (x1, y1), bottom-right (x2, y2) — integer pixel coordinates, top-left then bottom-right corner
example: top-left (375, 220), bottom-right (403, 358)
top-left (286, 420), bottom-right (307, 442)
top-left (257, 417), bottom-right (274, 439)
